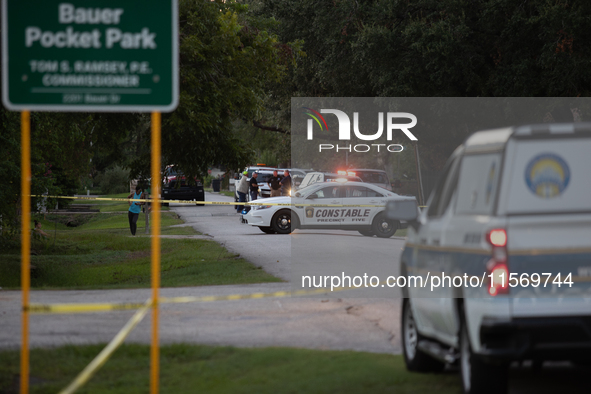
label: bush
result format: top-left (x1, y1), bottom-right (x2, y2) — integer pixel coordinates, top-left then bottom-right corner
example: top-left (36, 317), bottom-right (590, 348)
top-left (94, 166), bottom-right (129, 194)
top-left (203, 174), bottom-right (214, 188)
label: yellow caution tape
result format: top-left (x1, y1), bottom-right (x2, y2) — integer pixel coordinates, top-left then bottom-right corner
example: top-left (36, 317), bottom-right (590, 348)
top-left (30, 194), bottom-right (397, 208)
top-left (58, 299), bottom-right (151, 394)
top-left (27, 302), bottom-right (148, 314)
top-left (28, 286), bottom-right (361, 314)
top-left (159, 287), bottom-right (339, 305)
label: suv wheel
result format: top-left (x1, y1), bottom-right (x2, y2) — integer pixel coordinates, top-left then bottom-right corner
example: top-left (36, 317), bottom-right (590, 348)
top-left (271, 210), bottom-right (291, 234)
top-left (371, 213), bottom-right (398, 238)
top-left (460, 321), bottom-right (508, 394)
top-left (401, 299), bottom-right (445, 372)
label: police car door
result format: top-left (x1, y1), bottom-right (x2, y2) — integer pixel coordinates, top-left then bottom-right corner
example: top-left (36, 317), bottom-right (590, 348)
top-left (342, 185), bottom-right (383, 228)
top-left (302, 185), bottom-right (343, 227)
top-left (411, 154), bottom-right (462, 341)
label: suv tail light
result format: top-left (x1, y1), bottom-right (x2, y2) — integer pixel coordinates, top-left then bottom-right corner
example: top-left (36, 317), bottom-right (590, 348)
top-left (488, 229), bottom-right (507, 247)
top-left (486, 228), bottom-right (509, 296)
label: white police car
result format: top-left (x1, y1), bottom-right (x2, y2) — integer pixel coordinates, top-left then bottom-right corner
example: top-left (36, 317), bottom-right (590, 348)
top-left (387, 123), bottom-right (591, 394)
top-left (242, 180), bottom-right (413, 236)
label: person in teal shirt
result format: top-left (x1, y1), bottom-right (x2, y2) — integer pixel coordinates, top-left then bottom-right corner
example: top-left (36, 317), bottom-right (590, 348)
top-left (127, 185), bottom-right (144, 235)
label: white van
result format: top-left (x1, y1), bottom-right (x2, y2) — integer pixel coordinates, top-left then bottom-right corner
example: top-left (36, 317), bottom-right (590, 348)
top-left (387, 123), bottom-right (591, 394)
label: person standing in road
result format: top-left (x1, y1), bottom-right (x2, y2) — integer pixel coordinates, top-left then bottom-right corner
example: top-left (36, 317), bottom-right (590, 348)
top-left (236, 170), bottom-right (249, 212)
top-left (267, 170), bottom-right (282, 197)
top-left (280, 170), bottom-right (292, 196)
top-left (127, 185), bottom-right (144, 236)
top-left (249, 171), bottom-right (259, 201)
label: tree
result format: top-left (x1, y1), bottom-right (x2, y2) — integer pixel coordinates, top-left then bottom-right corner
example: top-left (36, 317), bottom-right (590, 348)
top-left (0, 107), bottom-right (140, 237)
top-left (249, 0), bottom-right (591, 171)
top-left (130, 0), bottom-right (295, 181)
top-left (1, 0), bottom-right (294, 235)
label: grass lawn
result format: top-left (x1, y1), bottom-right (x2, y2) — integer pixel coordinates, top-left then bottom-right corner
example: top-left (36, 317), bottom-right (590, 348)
top-left (0, 210), bottom-right (280, 290)
top-left (71, 192), bottom-right (170, 212)
top-left (0, 344), bottom-right (461, 394)
top-left (204, 188), bottom-right (235, 198)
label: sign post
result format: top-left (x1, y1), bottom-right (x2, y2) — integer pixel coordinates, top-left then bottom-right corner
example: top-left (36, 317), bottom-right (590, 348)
top-left (2, 2), bottom-right (177, 393)
top-left (20, 111), bottom-right (30, 394)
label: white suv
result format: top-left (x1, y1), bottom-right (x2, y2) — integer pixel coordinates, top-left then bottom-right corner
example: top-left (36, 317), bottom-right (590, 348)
top-left (387, 123), bottom-right (591, 394)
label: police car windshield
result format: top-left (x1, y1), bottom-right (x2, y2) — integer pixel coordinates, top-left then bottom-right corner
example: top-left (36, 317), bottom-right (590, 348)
top-left (298, 183), bottom-right (335, 196)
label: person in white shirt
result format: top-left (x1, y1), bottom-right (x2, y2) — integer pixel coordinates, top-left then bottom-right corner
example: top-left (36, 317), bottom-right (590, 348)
top-left (236, 171), bottom-right (249, 212)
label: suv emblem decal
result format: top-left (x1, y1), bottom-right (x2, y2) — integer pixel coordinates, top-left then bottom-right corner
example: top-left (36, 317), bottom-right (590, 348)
top-left (525, 153), bottom-right (570, 198)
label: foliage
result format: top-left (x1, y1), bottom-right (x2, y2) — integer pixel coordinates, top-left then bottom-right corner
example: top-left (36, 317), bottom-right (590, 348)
top-left (249, 0), bottom-right (591, 170)
top-left (2, 0), bottom-right (288, 234)
top-left (202, 174), bottom-right (214, 188)
top-left (130, 0), bottom-right (295, 182)
top-left (232, 119), bottom-right (291, 167)
top-left (0, 110), bottom-right (139, 233)
top-left (94, 166), bottom-right (130, 195)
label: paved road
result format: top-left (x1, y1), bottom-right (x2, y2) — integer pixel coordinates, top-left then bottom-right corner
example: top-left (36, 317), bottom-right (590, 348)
top-left (0, 283), bottom-right (400, 354)
top-left (170, 193), bottom-right (292, 281)
top-left (172, 192), bottom-right (406, 298)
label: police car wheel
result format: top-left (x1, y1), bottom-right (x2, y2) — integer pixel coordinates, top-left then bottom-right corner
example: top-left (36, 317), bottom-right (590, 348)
top-left (402, 298), bottom-right (445, 373)
top-left (460, 318), bottom-right (508, 394)
top-left (259, 226), bottom-right (276, 234)
top-left (291, 213), bottom-right (300, 231)
top-left (371, 213), bottom-right (398, 238)
top-left (358, 229), bottom-right (374, 237)
top-left (271, 210), bottom-right (291, 234)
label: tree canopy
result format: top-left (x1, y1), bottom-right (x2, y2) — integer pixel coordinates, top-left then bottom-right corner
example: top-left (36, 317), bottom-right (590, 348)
top-left (0, 0), bottom-right (294, 234)
top-left (129, 0), bottom-right (296, 181)
top-left (250, 0), bottom-right (591, 169)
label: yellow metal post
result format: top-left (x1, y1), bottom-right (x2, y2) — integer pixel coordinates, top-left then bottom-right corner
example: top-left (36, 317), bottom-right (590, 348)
top-left (20, 111), bottom-right (30, 394)
top-left (150, 112), bottom-right (161, 394)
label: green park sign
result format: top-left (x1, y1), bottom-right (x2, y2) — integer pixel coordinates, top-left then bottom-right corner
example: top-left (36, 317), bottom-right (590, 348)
top-left (2, 0), bottom-right (178, 112)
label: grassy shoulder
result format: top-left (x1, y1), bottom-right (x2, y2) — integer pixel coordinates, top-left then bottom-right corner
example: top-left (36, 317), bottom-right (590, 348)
top-left (0, 210), bottom-right (280, 290)
top-left (71, 192), bottom-right (170, 212)
top-left (204, 188), bottom-right (235, 198)
top-left (0, 344), bottom-right (461, 394)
